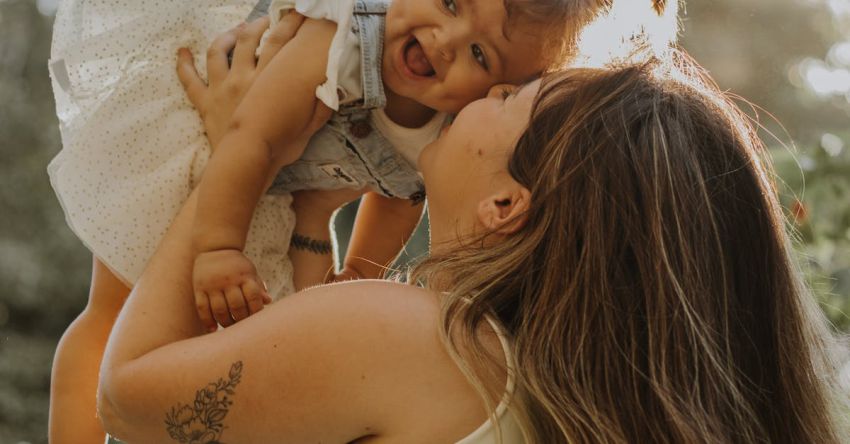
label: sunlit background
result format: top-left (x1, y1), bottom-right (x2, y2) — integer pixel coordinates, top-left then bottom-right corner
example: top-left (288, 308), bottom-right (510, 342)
top-left (1, 0), bottom-right (849, 442)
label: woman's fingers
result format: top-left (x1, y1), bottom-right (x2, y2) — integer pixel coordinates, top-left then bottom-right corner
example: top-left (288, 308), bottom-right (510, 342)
top-left (177, 48), bottom-right (207, 111)
top-left (257, 11), bottom-right (306, 70)
top-left (207, 26), bottom-right (240, 85)
top-left (232, 16), bottom-right (270, 70)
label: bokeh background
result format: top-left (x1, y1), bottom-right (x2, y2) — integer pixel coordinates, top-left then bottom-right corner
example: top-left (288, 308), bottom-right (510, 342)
top-left (1, 0), bottom-right (849, 442)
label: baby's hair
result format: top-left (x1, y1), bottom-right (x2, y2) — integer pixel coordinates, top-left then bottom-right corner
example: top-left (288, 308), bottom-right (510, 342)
top-left (501, 0), bottom-right (608, 69)
top-left (503, 0), bottom-right (679, 70)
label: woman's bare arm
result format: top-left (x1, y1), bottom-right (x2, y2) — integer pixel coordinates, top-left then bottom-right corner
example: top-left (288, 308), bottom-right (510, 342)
top-left (98, 188), bottom-right (453, 442)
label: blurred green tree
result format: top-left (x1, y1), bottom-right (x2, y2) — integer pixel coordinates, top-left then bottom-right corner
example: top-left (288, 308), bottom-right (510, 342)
top-left (682, 0), bottom-right (850, 331)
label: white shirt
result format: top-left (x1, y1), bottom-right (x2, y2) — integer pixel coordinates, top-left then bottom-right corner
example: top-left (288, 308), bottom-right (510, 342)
top-left (371, 108), bottom-right (448, 169)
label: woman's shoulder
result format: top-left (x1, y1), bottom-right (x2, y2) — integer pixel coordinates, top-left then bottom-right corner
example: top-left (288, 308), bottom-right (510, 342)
top-left (286, 279), bottom-right (443, 332)
top-left (280, 280), bottom-right (505, 441)
top-left (313, 278), bottom-right (437, 299)
top-left (159, 280), bottom-right (502, 442)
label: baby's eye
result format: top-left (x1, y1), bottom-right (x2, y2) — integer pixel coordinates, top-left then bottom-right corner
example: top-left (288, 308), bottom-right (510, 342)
top-left (500, 88), bottom-right (512, 100)
top-left (471, 44), bottom-right (488, 71)
top-left (442, 0), bottom-right (457, 15)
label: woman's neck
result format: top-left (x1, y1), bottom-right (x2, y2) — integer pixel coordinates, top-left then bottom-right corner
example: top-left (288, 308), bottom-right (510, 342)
top-left (383, 88), bottom-right (437, 128)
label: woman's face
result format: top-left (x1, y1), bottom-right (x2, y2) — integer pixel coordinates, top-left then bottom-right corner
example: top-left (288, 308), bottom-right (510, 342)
top-left (419, 79), bottom-right (541, 249)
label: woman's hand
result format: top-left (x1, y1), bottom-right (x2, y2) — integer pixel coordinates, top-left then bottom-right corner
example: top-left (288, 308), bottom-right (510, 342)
top-left (176, 12), bottom-right (308, 149)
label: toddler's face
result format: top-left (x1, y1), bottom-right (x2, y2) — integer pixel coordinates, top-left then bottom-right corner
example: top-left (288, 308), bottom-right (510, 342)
top-left (383, 0), bottom-right (547, 114)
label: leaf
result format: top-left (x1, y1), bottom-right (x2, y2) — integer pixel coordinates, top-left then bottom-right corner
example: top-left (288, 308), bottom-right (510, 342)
top-left (207, 408), bottom-right (228, 424)
top-left (229, 361), bottom-right (243, 380)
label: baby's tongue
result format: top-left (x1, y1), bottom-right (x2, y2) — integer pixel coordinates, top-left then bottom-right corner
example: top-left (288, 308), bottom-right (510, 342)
top-left (405, 41), bottom-right (434, 77)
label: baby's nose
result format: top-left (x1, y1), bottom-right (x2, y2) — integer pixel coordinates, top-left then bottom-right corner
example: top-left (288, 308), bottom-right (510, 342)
top-left (431, 28), bottom-right (455, 62)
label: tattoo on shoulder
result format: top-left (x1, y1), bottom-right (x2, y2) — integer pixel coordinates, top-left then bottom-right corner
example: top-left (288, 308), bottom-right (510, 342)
top-left (164, 361), bottom-right (243, 443)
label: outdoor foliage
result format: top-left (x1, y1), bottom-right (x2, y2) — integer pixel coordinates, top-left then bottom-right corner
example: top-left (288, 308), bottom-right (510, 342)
top-left (773, 135), bottom-right (850, 331)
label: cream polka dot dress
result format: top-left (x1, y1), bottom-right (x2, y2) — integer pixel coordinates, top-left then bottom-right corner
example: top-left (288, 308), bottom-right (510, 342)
top-left (48, 0), bottom-right (297, 298)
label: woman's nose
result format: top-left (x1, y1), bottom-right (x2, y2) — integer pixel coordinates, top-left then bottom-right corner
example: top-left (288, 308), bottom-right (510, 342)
top-left (487, 84), bottom-right (515, 99)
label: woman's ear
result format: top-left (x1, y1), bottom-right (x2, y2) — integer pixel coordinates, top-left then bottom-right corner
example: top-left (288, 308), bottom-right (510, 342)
top-left (477, 186), bottom-right (532, 235)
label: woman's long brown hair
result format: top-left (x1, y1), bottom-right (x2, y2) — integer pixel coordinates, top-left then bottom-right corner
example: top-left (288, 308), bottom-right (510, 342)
top-left (413, 52), bottom-right (848, 442)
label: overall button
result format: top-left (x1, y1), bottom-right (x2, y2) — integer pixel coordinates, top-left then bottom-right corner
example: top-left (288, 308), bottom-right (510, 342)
top-left (409, 190), bottom-right (426, 205)
top-left (350, 120), bottom-right (372, 139)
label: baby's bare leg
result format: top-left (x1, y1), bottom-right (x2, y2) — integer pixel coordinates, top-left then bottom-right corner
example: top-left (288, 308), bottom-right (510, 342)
top-left (49, 257), bottom-right (130, 444)
top-left (289, 188), bottom-right (368, 291)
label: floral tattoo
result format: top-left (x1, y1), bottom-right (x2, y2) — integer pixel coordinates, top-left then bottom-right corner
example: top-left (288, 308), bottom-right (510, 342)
top-left (164, 361), bottom-right (243, 443)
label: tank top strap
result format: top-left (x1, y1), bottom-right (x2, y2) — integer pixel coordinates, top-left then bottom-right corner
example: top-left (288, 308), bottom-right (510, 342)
top-left (454, 315), bottom-right (524, 443)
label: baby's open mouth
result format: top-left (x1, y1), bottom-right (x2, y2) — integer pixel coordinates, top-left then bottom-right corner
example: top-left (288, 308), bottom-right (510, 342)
top-left (404, 37), bottom-right (436, 77)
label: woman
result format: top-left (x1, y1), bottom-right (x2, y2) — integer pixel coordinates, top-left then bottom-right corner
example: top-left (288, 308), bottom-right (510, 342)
top-left (97, 29), bottom-right (847, 444)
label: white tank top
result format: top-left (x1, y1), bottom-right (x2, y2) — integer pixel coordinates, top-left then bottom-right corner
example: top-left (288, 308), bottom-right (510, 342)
top-left (455, 316), bottom-right (524, 444)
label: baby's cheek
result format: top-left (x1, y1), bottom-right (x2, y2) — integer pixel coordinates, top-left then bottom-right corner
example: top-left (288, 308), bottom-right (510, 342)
top-left (445, 90), bottom-right (483, 114)
top-left (440, 74), bottom-right (490, 109)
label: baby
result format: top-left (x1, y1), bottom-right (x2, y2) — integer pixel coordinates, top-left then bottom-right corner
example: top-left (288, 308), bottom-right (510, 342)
top-left (189, 0), bottom-right (584, 328)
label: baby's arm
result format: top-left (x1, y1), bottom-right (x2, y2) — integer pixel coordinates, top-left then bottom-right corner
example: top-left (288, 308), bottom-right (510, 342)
top-left (336, 192), bottom-right (425, 281)
top-left (192, 18), bottom-right (337, 329)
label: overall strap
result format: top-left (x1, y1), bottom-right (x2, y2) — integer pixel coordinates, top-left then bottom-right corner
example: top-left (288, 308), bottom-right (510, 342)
top-left (247, 0), bottom-right (272, 21)
top-left (337, 0), bottom-right (388, 113)
top-left (353, 0), bottom-right (389, 15)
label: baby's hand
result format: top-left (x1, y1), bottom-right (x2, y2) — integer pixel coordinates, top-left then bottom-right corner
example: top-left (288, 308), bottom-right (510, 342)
top-left (193, 249), bottom-right (272, 331)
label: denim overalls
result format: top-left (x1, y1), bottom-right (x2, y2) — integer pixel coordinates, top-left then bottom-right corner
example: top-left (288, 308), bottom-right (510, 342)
top-left (266, 0), bottom-right (427, 204)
